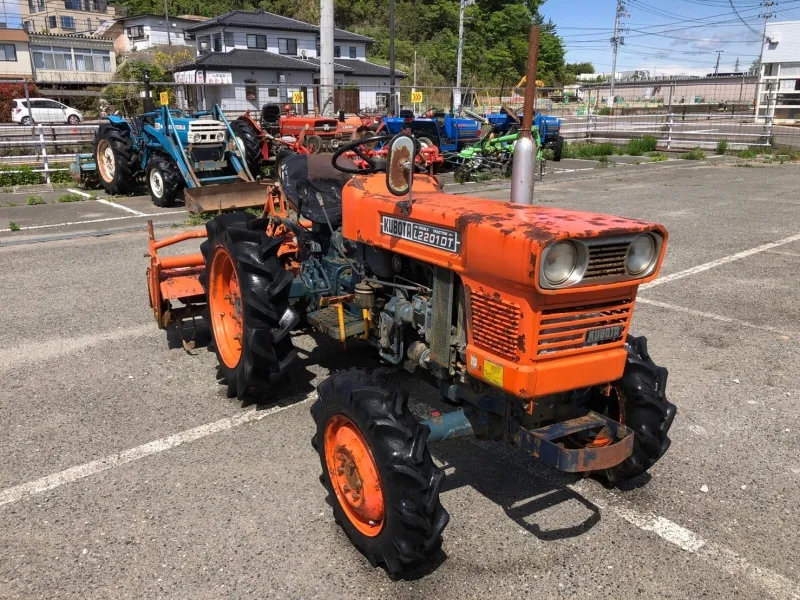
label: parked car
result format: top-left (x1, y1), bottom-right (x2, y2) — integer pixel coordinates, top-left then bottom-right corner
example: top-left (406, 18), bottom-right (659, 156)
top-left (11, 99), bottom-right (83, 125)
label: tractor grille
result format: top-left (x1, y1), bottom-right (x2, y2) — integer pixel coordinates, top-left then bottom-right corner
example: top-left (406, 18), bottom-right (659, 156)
top-left (470, 291), bottom-right (522, 362)
top-left (313, 120), bottom-right (337, 135)
top-left (584, 240), bottom-right (631, 281)
top-left (188, 120), bottom-right (226, 144)
top-left (537, 298), bottom-right (632, 356)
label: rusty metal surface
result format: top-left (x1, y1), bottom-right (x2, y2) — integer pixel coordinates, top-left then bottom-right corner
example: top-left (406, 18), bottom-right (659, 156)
top-left (184, 181), bottom-right (269, 215)
top-left (513, 411), bottom-right (634, 472)
top-left (159, 274), bottom-right (205, 301)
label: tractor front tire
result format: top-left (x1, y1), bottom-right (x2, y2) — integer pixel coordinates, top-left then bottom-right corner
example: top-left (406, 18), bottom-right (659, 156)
top-left (199, 213), bottom-right (299, 400)
top-left (311, 369), bottom-right (449, 577)
top-left (599, 335), bottom-right (676, 485)
top-left (231, 117), bottom-right (264, 175)
top-left (146, 156), bottom-right (183, 208)
top-left (304, 134), bottom-right (323, 154)
top-left (552, 135), bottom-right (565, 162)
top-left (95, 128), bottom-right (139, 195)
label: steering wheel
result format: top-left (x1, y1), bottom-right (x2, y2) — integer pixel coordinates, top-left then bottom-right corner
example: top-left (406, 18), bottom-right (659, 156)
top-left (331, 134), bottom-right (396, 174)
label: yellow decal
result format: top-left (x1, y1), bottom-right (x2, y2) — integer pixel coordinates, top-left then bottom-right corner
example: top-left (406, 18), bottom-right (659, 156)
top-left (159, 91), bottom-right (169, 106)
top-left (292, 91), bottom-right (305, 104)
top-left (483, 359), bottom-right (504, 388)
top-left (411, 90), bottom-right (423, 104)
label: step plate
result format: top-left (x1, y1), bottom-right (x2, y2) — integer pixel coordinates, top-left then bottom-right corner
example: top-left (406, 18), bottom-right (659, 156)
top-left (307, 306), bottom-right (364, 340)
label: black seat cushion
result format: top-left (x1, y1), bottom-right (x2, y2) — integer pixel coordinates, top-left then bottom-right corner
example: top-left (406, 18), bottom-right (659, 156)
top-left (279, 154), bottom-right (353, 228)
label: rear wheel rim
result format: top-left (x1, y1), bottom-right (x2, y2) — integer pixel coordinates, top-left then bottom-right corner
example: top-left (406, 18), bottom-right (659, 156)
top-left (209, 247), bottom-right (244, 369)
top-left (97, 140), bottom-right (115, 182)
top-left (324, 415), bottom-right (385, 537)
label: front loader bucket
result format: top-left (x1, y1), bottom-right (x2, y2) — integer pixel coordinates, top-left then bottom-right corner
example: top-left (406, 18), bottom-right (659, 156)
top-left (184, 181), bottom-right (269, 215)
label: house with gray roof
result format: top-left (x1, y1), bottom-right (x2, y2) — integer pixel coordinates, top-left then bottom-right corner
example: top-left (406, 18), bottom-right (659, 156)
top-left (173, 9), bottom-right (404, 114)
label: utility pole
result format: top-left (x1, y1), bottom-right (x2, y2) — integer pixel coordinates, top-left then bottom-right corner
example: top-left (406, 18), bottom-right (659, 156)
top-left (164, 0), bottom-right (172, 46)
top-left (714, 50), bottom-right (723, 75)
top-left (320, 0), bottom-right (335, 116)
top-left (389, 0), bottom-right (396, 115)
top-left (610, 0), bottom-right (629, 106)
top-left (455, 0), bottom-right (465, 113)
top-left (754, 0), bottom-right (775, 120)
top-left (734, 56), bottom-right (740, 73)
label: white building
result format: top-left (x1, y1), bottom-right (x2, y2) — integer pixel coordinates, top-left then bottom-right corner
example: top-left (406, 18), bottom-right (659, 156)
top-left (174, 9), bottom-right (404, 114)
top-left (756, 20), bottom-right (800, 123)
top-left (100, 14), bottom-right (208, 53)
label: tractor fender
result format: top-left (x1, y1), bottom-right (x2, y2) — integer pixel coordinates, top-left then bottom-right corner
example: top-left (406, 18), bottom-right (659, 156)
top-left (97, 116), bottom-right (133, 138)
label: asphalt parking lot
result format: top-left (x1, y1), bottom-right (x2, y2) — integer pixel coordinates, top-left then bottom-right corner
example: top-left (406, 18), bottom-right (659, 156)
top-left (1, 159), bottom-right (799, 599)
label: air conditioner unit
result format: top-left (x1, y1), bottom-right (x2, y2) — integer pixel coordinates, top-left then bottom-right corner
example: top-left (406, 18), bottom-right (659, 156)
top-left (300, 49), bottom-right (308, 59)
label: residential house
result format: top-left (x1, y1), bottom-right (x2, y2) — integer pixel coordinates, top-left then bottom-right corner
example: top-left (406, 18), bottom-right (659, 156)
top-left (757, 20), bottom-right (800, 123)
top-left (174, 10), bottom-right (404, 114)
top-left (98, 14), bottom-right (208, 54)
top-left (0, 29), bottom-right (34, 80)
top-left (29, 32), bottom-right (116, 85)
top-left (21, 0), bottom-right (116, 35)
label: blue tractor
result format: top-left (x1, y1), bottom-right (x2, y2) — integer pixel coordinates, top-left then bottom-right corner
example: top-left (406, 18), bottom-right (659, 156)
top-left (484, 109), bottom-right (565, 161)
top-left (382, 109), bottom-right (481, 153)
top-left (92, 104), bottom-right (265, 209)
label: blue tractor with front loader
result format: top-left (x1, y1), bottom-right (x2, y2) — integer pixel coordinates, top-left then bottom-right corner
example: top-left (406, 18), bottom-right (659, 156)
top-left (91, 104), bottom-right (266, 211)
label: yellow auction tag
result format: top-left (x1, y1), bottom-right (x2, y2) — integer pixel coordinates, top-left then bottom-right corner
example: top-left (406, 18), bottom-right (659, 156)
top-left (159, 91), bottom-right (169, 106)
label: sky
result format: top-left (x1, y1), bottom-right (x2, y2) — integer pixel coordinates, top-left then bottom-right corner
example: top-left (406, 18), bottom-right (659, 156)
top-left (541, 0), bottom-right (800, 76)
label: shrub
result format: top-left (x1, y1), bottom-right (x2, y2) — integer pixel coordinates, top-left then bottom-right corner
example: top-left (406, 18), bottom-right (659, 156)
top-left (0, 166), bottom-right (40, 187)
top-left (679, 148), bottom-right (706, 160)
top-left (26, 195), bottom-right (45, 205)
top-left (0, 83), bottom-right (39, 124)
top-left (597, 106), bottom-right (612, 116)
top-left (737, 148), bottom-right (759, 159)
top-left (8, 221), bottom-right (20, 231)
top-left (625, 136), bottom-right (659, 156)
top-left (649, 153), bottom-right (669, 162)
top-left (563, 141), bottom-right (615, 159)
top-left (57, 193), bottom-right (85, 203)
top-left (716, 140), bottom-right (729, 155)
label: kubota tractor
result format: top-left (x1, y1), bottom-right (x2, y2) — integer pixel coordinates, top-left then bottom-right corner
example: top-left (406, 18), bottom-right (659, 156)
top-left (145, 31), bottom-right (675, 577)
top-left (146, 132), bottom-right (675, 576)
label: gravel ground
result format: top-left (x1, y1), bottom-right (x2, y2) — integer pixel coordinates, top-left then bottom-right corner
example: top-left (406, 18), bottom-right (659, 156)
top-left (0, 161), bottom-right (798, 599)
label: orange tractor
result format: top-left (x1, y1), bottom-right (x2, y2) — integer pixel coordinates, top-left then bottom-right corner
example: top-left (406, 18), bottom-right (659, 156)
top-left (145, 32), bottom-right (675, 577)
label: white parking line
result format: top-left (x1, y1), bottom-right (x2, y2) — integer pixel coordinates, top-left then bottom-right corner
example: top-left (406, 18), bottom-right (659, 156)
top-left (65, 188), bottom-right (93, 199)
top-left (0, 210), bottom-right (185, 232)
top-left (0, 393), bottom-right (316, 508)
top-left (94, 198), bottom-right (147, 216)
top-left (588, 491), bottom-right (800, 600)
top-left (643, 232), bottom-right (800, 289)
top-left (636, 297), bottom-right (797, 337)
top-left (481, 440), bottom-right (800, 599)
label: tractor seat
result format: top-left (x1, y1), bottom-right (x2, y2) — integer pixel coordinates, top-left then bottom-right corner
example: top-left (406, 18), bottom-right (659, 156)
top-left (279, 154), bottom-right (354, 228)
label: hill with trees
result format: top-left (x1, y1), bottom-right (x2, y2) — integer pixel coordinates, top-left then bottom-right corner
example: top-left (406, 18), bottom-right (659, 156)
top-left (114, 0), bottom-right (572, 87)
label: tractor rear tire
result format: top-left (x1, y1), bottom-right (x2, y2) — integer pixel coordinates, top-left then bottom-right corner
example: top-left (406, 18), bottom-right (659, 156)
top-left (594, 335), bottom-right (676, 485)
top-left (552, 136), bottom-right (565, 162)
top-left (231, 117), bottom-right (264, 176)
top-left (199, 213), bottom-right (299, 400)
top-left (311, 369), bottom-right (449, 577)
top-left (417, 136), bottom-right (435, 150)
top-left (95, 128), bottom-right (139, 195)
top-left (146, 156), bottom-right (183, 208)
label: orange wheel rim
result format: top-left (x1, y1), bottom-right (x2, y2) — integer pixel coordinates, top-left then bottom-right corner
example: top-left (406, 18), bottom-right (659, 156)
top-left (209, 247), bottom-right (244, 369)
top-left (324, 415), bottom-right (385, 537)
top-left (585, 384), bottom-right (625, 448)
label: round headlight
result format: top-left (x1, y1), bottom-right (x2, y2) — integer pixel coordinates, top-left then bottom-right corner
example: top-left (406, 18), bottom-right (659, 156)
top-left (192, 133), bottom-right (201, 143)
top-left (626, 234), bottom-right (657, 275)
top-left (218, 132), bottom-right (226, 141)
top-left (543, 241), bottom-right (578, 285)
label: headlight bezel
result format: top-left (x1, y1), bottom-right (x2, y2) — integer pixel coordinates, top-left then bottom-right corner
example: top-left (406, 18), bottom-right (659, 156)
top-left (539, 232), bottom-right (664, 290)
top-left (541, 240), bottom-right (588, 288)
top-left (625, 233), bottom-right (659, 277)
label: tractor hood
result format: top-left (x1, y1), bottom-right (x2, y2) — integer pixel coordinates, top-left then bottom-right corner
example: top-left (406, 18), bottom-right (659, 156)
top-left (342, 175), bottom-right (667, 293)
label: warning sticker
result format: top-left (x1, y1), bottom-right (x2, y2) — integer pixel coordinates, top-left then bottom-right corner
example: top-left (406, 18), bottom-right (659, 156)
top-left (483, 359), bottom-right (504, 388)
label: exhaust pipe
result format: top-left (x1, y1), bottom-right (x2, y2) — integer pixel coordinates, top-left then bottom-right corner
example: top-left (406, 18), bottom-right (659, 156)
top-left (510, 26), bottom-right (540, 206)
